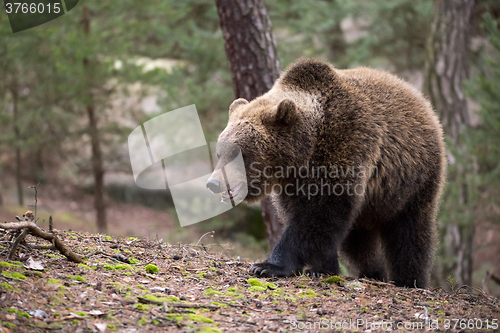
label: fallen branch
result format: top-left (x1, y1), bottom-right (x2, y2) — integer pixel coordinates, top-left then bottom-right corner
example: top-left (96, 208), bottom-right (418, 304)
top-left (0, 221), bottom-right (82, 263)
top-left (9, 228), bottom-right (29, 260)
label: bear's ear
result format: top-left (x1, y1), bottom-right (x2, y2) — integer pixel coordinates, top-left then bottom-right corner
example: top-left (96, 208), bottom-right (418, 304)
top-left (267, 98), bottom-right (299, 126)
top-left (229, 98), bottom-right (249, 116)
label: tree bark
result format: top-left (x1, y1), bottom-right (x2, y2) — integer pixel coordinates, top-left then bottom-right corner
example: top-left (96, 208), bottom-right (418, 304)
top-left (424, 0), bottom-right (474, 143)
top-left (215, 0), bottom-right (283, 250)
top-left (11, 84), bottom-right (23, 207)
top-left (82, 6), bottom-right (107, 233)
top-left (424, 0), bottom-right (475, 287)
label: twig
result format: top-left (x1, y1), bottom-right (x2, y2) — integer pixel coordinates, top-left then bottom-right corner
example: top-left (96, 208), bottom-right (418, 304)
top-left (359, 278), bottom-right (395, 287)
top-left (29, 244), bottom-right (56, 250)
top-left (195, 231), bottom-right (214, 246)
top-left (28, 182), bottom-right (40, 224)
top-left (137, 297), bottom-right (220, 310)
top-left (49, 215), bottom-right (53, 232)
top-left (8, 228), bottom-right (29, 260)
top-left (0, 221), bottom-right (82, 263)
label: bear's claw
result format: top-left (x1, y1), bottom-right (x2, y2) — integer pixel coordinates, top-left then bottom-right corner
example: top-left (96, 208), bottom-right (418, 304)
top-left (249, 263), bottom-right (290, 277)
top-left (304, 270), bottom-right (323, 278)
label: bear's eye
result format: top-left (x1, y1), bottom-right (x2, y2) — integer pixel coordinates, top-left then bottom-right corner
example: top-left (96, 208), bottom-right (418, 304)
top-left (227, 146), bottom-right (240, 162)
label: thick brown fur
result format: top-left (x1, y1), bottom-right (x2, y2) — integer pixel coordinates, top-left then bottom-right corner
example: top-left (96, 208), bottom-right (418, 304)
top-left (207, 59), bottom-right (446, 288)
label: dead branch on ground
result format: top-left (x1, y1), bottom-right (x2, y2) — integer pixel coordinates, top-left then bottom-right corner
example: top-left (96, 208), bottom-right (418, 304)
top-left (0, 221), bottom-right (82, 263)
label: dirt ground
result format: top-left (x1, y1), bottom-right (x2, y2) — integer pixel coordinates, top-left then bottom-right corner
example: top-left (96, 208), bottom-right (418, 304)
top-left (0, 228), bottom-right (498, 333)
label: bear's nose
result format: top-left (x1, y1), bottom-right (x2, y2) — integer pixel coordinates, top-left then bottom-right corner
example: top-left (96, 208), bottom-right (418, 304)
top-left (206, 179), bottom-right (222, 194)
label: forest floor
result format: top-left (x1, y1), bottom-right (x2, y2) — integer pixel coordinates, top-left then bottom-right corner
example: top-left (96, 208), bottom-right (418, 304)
top-left (0, 228), bottom-right (499, 333)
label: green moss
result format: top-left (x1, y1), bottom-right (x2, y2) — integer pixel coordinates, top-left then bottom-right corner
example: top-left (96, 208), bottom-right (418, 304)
top-left (209, 267), bottom-right (217, 271)
top-left (198, 327), bottom-right (223, 333)
top-left (271, 288), bottom-right (283, 297)
top-left (49, 323), bottom-right (63, 329)
top-left (77, 264), bottom-right (90, 270)
top-left (75, 312), bottom-right (87, 316)
top-left (246, 278), bottom-right (276, 291)
top-left (1, 282), bottom-right (15, 291)
top-left (47, 278), bottom-right (62, 285)
top-left (7, 308), bottom-right (16, 313)
top-left (115, 264), bottom-right (132, 270)
top-left (145, 264), bottom-right (159, 274)
top-left (2, 271), bottom-right (26, 280)
top-left (165, 313), bottom-right (184, 321)
top-left (202, 288), bottom-right (223, 296)
top-left (137, 318), bottom-right (148, 326)
top-left (46, 254), bottom-right (64, 259)
top-left (301, 289), bottom-right (318, 298)
top-left (197, 271), bottom-right (207, 278)
top-left (102, 235), bottom-right (113, 241)
top-left (127, 237), bottom-right (139, 242)
top-left (246, 278), bottom-right (265, 287)
top-left (107, 324), bottom-right (117, 331)
top-left (18, 311), bottom-right (30, 319)
top-left (123, 272), bottom-right (132, 276)
top-left (360, 306), bottom-right (369, 311)
top-left (134, 303), bottom-right (151, 311)
top-left (67, 275), bottom-right (87, 282)
top-left (322, 276), bottom-right (346, 284)
top-left (2, 321), bottom-right (16, 329)
top-left (209, 302), bottom-right (227, 307)
top-left (143, 294), bottom-right (179, 302)
top-left (129, 257), bottom-right (138, 264)
top-left (11, 272), bottom-right (26, 280)
top-left (104, 264), bottom-right (115, 270)
top-left (186, 314), bottom-right (213, 323)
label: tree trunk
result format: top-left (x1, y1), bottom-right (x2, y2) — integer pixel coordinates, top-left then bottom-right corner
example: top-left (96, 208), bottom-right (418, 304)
top-left (11, 85), bottom-right (23, 207)
top-left (424, 0), bottom-right (475, 287)
top-left (82, 6), bottom-right (107, 233)
top-left (215, 0), bottom-right (283, 250)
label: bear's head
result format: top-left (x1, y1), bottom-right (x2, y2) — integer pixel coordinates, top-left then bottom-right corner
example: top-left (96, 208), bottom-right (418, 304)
top-left (206, 95), bottom-right (316, 204)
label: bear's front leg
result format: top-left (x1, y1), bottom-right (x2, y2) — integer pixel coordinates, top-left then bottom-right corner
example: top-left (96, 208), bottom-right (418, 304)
top-left (250, 196), bottom-right (354, 278)
top-left (249, 225), bottom-right (305, 277)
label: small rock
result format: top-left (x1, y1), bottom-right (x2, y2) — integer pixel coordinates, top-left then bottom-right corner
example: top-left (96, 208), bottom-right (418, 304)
top-left (111, 253), bottom-right (130, 264)
top-left (29, 309), bottom-right (49, 319)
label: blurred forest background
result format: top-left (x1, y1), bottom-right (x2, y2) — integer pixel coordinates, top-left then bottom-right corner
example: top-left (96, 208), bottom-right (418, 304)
top-left (0, 0), bottom-right (499, 294)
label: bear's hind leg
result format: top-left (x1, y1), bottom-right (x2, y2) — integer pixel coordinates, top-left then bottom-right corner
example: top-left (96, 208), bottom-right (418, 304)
top-left (381, 204), bottom-right (435, 288)
top-left (341, 228), bottom-right (387, 282)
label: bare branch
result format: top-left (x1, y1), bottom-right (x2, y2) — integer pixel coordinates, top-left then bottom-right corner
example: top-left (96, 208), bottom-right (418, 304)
top-left (0, 222), bottom-right (83, 263)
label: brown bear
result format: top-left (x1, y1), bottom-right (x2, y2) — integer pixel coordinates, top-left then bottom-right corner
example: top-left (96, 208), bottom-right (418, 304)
top-left (206, 59), bottom-right (446, 288)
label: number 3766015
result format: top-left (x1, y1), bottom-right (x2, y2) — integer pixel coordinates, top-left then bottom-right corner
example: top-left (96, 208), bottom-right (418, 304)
top-left (443, 319), bottom-right (498, 330)
top-left (5, 2), bottom-right (61, 14)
